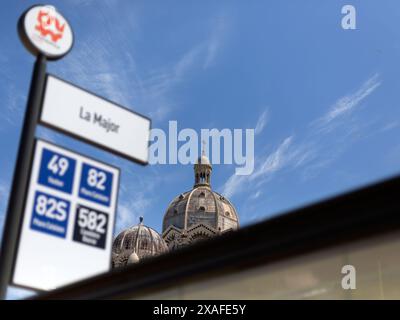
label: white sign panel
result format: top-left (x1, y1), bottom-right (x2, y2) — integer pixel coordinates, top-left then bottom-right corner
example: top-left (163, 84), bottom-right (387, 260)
top-left (20, 5), bottom-right (73, 59)
top-left (13, 140), bottom-right (120, 291)
top-left (40, 75), bottom-right (151, 164)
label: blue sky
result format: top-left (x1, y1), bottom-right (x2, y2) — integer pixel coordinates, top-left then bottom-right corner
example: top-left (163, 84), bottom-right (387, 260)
top-left (1, 0), bottom-right (400, 298)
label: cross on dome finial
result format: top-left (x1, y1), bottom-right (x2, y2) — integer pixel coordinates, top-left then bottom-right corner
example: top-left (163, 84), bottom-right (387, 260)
top-left (202, 140), bottom-right (206, 156)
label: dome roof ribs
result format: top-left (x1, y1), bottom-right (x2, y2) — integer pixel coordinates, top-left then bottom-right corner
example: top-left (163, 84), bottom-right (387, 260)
top-left (114, 145), bottom-right (240, 263)
top-left (183, 188), bottom-right (196, 230)
top-left (112, 218), bottom-right (168, 268)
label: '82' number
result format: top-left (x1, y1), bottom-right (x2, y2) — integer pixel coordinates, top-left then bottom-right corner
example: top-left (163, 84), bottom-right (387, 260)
top-left (35, 194), bottom-right (68, 222)
top-left (87, 168), bottom-right (106, 191)
top-left (77, 207), bottom-right (107, 234)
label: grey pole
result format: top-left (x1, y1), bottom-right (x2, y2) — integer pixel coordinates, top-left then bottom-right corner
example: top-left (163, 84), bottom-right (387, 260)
top-left (0, 54), bottom-right (47, 299)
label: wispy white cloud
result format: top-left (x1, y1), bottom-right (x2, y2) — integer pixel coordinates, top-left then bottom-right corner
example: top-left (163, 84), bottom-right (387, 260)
top-left (57, 8), bottom-right (230, 123)
top-left (58, 39), bottom-right (140, 111)
top-left (250, 136), bottom-right (293, 182)
top-left (204, 37), bottom-right (220, 69)
top-left (255, 109), bottom-right (269, 135)
top-left (203, 13), bottom-right (229, 69)
top-left (250, 190), bottom-right (262, 200)
top-left (299, 74), bottom-right (383, 178)
top-left (220, 173), bottom-right (242, 200)
top-left (222, 136), bottom-right (293, 198)
top-left (222, 107), bottom-right (271, 197)
top-left (381, 120), bottom-right (400, 132)
top-left (143, 45), bottom-right (204, 121)
top-left (313, 74), bottom-right (381, 132)
top-left (221, 73), bottom-right (383, 202)
top-left (144, 14), bottom-right (230, 120)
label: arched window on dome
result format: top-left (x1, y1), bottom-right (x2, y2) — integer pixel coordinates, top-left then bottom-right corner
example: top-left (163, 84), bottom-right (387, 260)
top-left (141, 238), bottom-right (148, 250)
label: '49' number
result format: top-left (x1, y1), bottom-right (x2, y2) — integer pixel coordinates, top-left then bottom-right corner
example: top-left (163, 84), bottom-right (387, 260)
top-left (47, 155), bottom-right (69, 176)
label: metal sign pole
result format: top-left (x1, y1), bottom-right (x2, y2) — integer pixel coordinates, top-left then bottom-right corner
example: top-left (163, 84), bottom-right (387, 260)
top-left (1, 4), bottom-right (150, 295)
top-left (0, 54), bottom-right (47, 299)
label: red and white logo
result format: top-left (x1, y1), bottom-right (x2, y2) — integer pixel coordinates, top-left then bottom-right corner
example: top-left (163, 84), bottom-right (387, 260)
top-left (35, 9), bottom-right (66, 43)
top-left (21, 5), bottom-right (73, 59)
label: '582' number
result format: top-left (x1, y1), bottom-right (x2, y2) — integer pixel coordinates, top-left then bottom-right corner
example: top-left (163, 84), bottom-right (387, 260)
top-left (77, 207), bottom-right (107, 234)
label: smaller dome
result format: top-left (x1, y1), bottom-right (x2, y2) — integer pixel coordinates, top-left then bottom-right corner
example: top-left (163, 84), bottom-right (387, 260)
top-left (112, 217), bottom-right (168, 268)
top-left (128, 252), bottom-right (140, 264)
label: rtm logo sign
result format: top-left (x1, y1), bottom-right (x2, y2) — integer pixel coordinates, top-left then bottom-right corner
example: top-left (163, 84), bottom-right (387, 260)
top-left (341, 265), bottom-right (356, 290)
top-left (35, 9), bottom-right (66, 43)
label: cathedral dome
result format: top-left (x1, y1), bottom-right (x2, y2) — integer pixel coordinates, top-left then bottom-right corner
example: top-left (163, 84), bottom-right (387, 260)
top-left (162, 151), bottom-right (239, 249)
top-left (162, 187), bottom-right (239, 233)
top-left (112, 217), bottom-right (168, 267)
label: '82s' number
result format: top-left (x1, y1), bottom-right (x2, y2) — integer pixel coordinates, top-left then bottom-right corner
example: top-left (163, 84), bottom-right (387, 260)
top-left (35, 194), bottom-right (68, 222)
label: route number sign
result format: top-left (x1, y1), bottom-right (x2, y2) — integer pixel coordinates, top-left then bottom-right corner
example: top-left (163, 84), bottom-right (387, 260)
top-left (12, 139), bottom-right (120, 291)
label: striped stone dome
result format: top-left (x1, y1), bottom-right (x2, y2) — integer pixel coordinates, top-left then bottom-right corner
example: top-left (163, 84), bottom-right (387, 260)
top-left (162, 187), bottom-right (239, 233)
top-left (162, 153), bottom-right (239, 249)
top-left (112, 217), bottom-right (168, 267)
